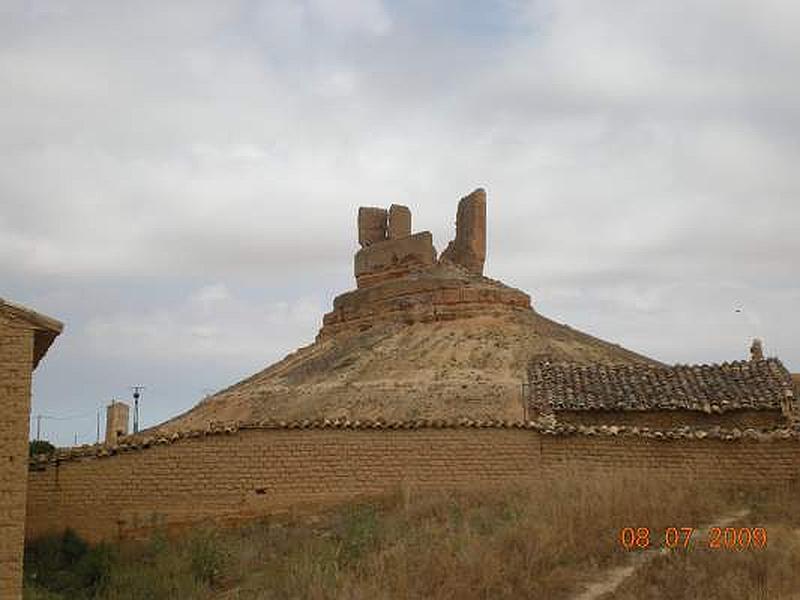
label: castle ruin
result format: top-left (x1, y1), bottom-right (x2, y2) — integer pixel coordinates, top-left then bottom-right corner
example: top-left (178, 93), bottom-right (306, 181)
top-left (19, 187), bottom-right (800, 554)
top-left (320, 188), bottom-right (528, 339)
top-left (354, 188), bottom-right (487, 289)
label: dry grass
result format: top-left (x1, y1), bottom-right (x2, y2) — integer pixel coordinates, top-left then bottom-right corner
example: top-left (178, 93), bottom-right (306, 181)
top-left (24, 471), bottom-right (800, 600)
top-left (612, 483), bottom-right (800, 600)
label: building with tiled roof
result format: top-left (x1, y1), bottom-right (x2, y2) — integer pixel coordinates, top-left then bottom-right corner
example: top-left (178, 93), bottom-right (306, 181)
top-left (527, 358), bottom-right (795, 429)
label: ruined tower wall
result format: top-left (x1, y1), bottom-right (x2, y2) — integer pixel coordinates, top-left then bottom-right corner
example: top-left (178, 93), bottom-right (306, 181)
top-left (440, 188), bottom-right (487, 275)
top-left (354, 232), bottom-right (437, 289)
top-left (357, 207), bottom-right (388, 247)
top-left (387, 204), bottom-right (411, 240)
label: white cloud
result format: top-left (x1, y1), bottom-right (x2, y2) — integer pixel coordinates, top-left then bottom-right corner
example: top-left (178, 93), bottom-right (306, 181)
top-left (3, 0), bottom-right (799, 441)
top-left (83, 284), bottom-right (323, 365)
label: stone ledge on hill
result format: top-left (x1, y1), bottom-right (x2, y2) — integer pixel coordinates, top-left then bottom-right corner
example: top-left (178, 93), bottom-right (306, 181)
top-left (319, 263), bottom-right (531, 340)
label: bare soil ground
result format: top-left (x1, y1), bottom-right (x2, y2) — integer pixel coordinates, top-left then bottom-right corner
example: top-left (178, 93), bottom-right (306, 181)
top-left (158, 310), bottom-right (658, 431)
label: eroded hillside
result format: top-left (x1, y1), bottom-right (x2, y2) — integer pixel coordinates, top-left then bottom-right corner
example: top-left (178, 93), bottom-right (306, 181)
top-left (155, 190), bottom-right (658, 431)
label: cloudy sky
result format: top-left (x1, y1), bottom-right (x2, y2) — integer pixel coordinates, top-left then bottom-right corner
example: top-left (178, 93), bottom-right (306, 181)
top-left (3, 0), bottom-right (798, 445)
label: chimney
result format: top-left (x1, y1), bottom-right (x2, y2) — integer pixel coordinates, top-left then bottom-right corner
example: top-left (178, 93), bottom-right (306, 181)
top-left (105, 400), bottom-right (130, 445)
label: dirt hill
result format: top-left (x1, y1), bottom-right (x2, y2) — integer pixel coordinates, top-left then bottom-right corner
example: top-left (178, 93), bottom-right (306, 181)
top-left (159, 297), bottom-right (657, 431)
top-left (156, 191), bottom-right (659, 431)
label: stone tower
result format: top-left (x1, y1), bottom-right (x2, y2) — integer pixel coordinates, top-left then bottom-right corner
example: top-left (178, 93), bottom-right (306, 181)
top-left (439, 188), bottom-right (487, 275)
top-left (750, 338), bottom-right (764, 361)
top-left (105, 401), bottom-right (130, 445)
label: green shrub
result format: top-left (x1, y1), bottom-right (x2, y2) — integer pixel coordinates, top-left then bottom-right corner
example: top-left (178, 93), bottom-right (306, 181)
top-left (25, 529), bottom-right (115, 598)
top-left (187, 529), bottom-right (229, 587)
top-left (29, 440), bottom-right (55, 457)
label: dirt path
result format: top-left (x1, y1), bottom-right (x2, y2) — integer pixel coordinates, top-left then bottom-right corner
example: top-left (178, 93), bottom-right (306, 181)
top-left (571, 508), bottom-right (751, 600)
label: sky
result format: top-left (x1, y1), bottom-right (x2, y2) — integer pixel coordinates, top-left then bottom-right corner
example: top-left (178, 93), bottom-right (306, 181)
top-left (2, 0), bottom-right (798, 446)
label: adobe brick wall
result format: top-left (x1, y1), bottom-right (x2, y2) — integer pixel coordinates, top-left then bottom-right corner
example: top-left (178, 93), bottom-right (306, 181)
top-left (539, 434), bottom-right (800, 482)
top-left (26, 427), bottom-right (800, 545)
top-left (0, 313), bottom-right (35, 600)
top-left (27, 428), bottom-right (540, 543)
top-left (555, 409), bottom-right (784, 429)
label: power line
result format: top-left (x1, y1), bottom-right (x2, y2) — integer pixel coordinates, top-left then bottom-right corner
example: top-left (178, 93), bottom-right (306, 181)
top-left (32, 410), bottom-right (97, 421)
top-left (31, 406), bottom-right (104, 443)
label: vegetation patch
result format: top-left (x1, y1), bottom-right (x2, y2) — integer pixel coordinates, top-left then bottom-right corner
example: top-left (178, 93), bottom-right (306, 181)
top-left (24, 473), bottom-right (799, 599)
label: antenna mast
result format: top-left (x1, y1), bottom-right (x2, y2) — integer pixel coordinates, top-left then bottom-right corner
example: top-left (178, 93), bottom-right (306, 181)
top-left (131, 386), bottom-right (145, 433)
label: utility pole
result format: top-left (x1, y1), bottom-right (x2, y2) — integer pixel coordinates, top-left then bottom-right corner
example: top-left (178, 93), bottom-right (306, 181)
top-left (131, 386), bottom-right (145, 434)
top-left (36, 414), bottom-right (42, 441)
top-left (96, 408), bottom-right (101, 444)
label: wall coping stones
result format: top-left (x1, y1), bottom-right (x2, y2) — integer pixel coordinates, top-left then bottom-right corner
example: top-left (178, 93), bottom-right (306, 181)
top-left (29, 418), bottom-right (800, 469)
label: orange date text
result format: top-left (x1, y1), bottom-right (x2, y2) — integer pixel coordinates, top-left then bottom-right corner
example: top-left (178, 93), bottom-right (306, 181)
top-left (618, 526), bottom-right (767, 551)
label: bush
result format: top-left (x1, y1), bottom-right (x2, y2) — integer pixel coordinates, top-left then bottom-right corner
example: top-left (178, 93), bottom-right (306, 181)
top-left (25, 529), bottom-right (114, 598)
top-left (29, 440), bottom-right (55, 457)
top-left (187, 529), bottom-right (229, 587)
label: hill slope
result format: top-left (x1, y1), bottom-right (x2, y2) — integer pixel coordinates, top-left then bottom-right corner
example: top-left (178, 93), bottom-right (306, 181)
top-left (155, 191), bottom-right (660, 431)
top-left (159, 306), bottom-right (658, 431)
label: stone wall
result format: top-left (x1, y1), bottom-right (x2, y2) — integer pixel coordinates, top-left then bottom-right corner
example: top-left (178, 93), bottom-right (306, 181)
top-left (0, 313), bottom-right (34, 599)
top-left (357, 207), bottom-right (388, 247)
top-left (354, 232), bottom-right (436, 289)
top-left (26, 425), bottom-right (800, 545)
top-left (387, 204), bottom-right (411, 240)
top-left (440, 188), bottom-right (487, 275)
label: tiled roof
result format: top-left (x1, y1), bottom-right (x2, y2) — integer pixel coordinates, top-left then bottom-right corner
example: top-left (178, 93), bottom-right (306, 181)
top-left (528, 358), bottom-right (794, 413)
top-left (28, 418), bottom-right (800, 468)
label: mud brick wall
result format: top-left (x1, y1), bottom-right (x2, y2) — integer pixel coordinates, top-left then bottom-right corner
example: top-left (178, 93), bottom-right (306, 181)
top-left (0, 314), bottom-right (35, 600)
top-left (555, 409), bottom-right (783, 429)
top-left (27, 429), bottom-right (539, 543)
top-left (26, 427), bottom-right (800, 545)
top-left (539, 434), bottom-right (800, 483)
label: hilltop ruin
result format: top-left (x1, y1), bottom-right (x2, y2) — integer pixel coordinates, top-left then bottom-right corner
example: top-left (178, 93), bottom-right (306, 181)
top-left (319, 189), bottom-right (530, 339)
top-left (354, 188), bottom-right (486, 287)
top-left (153, 188), bottom-right (656, 430)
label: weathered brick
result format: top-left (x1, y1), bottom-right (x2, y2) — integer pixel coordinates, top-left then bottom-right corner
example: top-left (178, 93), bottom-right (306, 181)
top-left (1, 302), bottom-right (61, 600)
top-left (24, 426), bottom-right (800, 546)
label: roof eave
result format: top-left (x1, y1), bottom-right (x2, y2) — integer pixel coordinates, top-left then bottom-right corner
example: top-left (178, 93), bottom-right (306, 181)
top-left (1, 298), bottom-right (64, 368)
